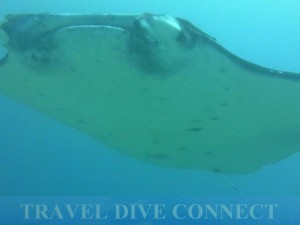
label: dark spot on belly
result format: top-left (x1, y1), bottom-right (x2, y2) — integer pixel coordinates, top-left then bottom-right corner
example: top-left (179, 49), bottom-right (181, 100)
top-left (219, 103), bottom-right (228, 107)
top-left (37, 93), bottom-right (45, 97)
top-left (158, 96), bottom-right (166, 101)
top-left (76, 119), bottom-right (87, 124)
top-left (213, 168), bottom-right (222, 173)
top-left (220, 68), bottom-right (226, 73)
top-left (186, 127), bottom-right (203, 132)
top-left (205, 151), bottom-right (213, 156)
top-left (177, 147), bottom-right (187, 152)
top-left (144, 153), bottom-right (171, 160)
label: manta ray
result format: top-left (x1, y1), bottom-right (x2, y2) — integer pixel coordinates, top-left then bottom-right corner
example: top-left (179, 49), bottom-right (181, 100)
top-left (0, 13), bottom-right (299, 174)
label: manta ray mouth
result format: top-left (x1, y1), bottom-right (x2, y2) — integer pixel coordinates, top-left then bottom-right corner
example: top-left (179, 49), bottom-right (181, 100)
top-left (129, 14), bottom-right (196, 73)
top-left (136, 13), bottom-right (182, 42)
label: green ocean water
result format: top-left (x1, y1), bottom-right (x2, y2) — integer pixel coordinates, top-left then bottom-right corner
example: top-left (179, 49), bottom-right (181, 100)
top-left (0, 0), bottom-right (300, 196)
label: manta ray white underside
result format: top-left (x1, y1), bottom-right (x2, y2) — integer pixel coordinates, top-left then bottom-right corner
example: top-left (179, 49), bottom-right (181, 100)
top-left (0, 13), bottom-right (300, 174)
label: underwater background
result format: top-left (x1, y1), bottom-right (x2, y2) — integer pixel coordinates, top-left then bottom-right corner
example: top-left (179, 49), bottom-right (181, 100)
top-left (0, 0), bottom-right (300, 197)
